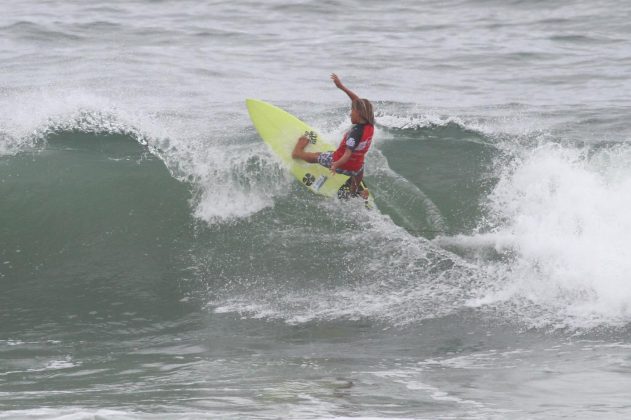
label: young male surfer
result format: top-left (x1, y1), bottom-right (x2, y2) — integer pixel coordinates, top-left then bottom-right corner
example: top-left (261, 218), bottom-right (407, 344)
top-left (292, 73), bottom-right (375, 198)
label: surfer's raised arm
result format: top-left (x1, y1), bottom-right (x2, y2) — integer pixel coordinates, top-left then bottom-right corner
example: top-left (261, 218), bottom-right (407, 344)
top-left (331, 73), bottom-right (359, 102)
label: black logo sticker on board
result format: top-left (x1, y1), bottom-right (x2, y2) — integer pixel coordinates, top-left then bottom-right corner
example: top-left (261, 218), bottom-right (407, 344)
top-left (303, 173), bottom-right (315, 186)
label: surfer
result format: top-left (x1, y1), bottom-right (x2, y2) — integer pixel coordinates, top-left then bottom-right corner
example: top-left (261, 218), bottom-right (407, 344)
top-left (292, 73), bottom-right (375, 198)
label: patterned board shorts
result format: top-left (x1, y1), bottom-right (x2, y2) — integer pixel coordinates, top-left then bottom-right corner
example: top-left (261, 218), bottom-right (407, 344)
top-left (317, 152), bottom-right (362, 177)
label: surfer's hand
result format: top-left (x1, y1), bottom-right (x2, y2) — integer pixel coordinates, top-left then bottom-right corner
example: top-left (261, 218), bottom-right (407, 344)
top-left (331, 73), bottom-right (344, 89)
top-left (330, 162), bottom-right (338, 175)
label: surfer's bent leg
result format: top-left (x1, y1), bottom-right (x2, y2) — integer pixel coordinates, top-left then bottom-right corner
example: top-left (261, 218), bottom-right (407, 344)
top-left (350, 174), bottom-right (359, 195)
top-left (292, 136), bottom-right (319, 163)
top-left (350, 170), bottom-right (369, 199)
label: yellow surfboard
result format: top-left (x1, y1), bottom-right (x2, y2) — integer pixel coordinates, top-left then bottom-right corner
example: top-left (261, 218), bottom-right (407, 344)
top-left (246, 99), bottom-right (372, 203)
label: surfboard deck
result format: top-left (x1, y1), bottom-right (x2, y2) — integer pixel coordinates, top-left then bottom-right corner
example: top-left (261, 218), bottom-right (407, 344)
top-left (246, 99), bottom-right (373, 204)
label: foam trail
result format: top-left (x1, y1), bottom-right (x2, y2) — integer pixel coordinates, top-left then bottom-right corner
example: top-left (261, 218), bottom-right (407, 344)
top-left (210, 201), bottom-right (480, 325)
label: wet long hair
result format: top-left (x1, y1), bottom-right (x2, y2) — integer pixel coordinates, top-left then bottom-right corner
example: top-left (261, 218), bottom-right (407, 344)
top-left (352, 98), bottom-right (375, 125)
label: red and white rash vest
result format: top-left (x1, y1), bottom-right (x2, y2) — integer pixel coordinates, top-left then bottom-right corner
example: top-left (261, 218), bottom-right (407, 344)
top-left (332, 123), bottom-right (374, 173)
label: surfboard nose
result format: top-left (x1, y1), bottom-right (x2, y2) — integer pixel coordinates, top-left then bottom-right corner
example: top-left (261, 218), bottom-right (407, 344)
top-left (245, 98), bottom-right (264, 115)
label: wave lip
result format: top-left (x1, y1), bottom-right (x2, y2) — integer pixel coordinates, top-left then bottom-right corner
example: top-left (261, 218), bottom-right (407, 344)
top-left (0, 89), bottom-right (290, 224)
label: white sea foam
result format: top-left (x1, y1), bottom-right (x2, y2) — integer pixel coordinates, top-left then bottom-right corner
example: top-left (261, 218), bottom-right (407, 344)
top-left (185, 142), bottom-right (292, 223)
top-left (454, 143), bottom-right (631, 329)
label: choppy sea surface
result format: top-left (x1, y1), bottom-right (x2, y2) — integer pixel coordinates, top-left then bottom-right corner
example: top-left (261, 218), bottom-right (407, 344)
top-left (3, 1), bottom-right (631, 418)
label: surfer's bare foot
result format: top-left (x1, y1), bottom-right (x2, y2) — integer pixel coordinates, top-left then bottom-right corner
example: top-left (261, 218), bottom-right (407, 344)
top-left (360, 189), bottom-right (369, 199)
top-left (292, 136), bottom-right (309, 159)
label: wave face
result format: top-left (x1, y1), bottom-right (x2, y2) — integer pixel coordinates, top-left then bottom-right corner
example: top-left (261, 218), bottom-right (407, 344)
top-left (4, 101), bottom-right (631, 333)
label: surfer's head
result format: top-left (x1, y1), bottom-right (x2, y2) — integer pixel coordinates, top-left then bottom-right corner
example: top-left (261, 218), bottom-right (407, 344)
top-left (351, 98), bottom-right (375, 125)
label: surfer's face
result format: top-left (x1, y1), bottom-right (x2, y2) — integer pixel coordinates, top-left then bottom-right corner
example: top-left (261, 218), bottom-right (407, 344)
top-left (350, 107), bottom-right (362, 124)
